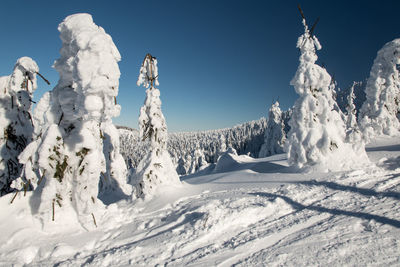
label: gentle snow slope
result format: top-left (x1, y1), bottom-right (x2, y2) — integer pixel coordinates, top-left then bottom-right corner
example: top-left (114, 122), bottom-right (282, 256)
top-left (0, 137), bottom-right (399, 266)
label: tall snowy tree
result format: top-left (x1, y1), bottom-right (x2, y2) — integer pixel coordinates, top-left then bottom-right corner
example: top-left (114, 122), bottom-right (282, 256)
top-left (132, 54), bottom-right (180, 198)
top-left (259, 101), bottom-right (286, 158)
top-left (345, 82), bottom-right (362, 143)
top-left (286, 8), bottom-right (368, 171)
top-left (359, 38), bottom-right (400, 138)
top-left (18, 14), bottom-right (130, 228)
top-left (0, 57), bottom-right (41, 196)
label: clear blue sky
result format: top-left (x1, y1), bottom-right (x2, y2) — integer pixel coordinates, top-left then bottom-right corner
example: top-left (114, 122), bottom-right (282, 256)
top-left (1, 0), bottom-right (399, 132)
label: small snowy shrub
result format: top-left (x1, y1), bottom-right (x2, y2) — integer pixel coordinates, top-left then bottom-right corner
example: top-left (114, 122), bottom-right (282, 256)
top-left (359, 38), bottom-right (400, 138)
top-left (0, 57), bottom-right (39, 195)
top-left (132, 54), bottom-right (180, 198)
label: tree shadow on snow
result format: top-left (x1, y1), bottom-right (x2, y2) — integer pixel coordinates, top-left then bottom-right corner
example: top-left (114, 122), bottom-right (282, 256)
top-left (250, 192), bottom-right (400, 229)
top-left (297, 179), bottom-right (400, 200)
top-left (366, 144), bottom-right (400, 152)
top-left (55, 209), bottom-right (206, 266)
top-left (378, 156), bottom-right (400, 171)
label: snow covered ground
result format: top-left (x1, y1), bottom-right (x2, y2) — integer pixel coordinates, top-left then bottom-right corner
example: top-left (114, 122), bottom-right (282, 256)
top-left (1, 136), bottom-right (399, 266)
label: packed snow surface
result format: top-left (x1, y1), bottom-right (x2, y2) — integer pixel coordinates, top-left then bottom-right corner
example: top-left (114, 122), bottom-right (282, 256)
top-left (1, 137), bottom-right (400, 266)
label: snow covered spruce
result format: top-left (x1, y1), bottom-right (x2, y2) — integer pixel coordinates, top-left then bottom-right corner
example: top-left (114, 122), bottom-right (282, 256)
top-left (359, 38), bottom-right (400, 138)
top-left (259, 101), bottom-right (286, 158)
top-left (132, 54), bottom-right (181, 198)
top-left (286, 16), bottom-right (368, 171)
top-left (0, 57), bottom-right (41, 196)
top-left (17, 14), bottom-right (131, 228)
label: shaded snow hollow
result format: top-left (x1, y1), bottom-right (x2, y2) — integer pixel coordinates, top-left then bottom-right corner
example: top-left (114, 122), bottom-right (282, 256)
top-left (0, 136), bottom-right (400, 266)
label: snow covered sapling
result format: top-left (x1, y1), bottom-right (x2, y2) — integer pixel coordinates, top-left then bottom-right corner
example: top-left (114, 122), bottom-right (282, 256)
top-left (345, 82), bottom-right (363, 144)
top-left (133, 54), bottom-right (180, 198)
top-left (359, 38), bottom-right (400, 138)
top-left (18, 14), bottom-right (130, 228)
top-left (0, 57), bottom-right (43, 196)
top-left (286, 6), bottom-right (368, 171)
top-left (259, 101), bottom-right (286, 158)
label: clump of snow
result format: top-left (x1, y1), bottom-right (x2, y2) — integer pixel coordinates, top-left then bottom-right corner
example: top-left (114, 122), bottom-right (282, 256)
top-left (0, 57), bottom-right (39, 195)
top-left (359, 38), bottom-right (400, 138)
top-left (259, 101), bottom-right (286, 158)
top-left (132, 54), bottom-right (181, 198)
top-left (18, 13), bottom-right (130, 229)
top-left (214, 147), bottom-right (241, 173)
top-left (286, 18), bottom-right (369, 171)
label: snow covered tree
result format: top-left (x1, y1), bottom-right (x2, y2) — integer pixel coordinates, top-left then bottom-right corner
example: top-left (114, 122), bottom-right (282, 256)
top-left (18, 14), bottom-right (130, 228)
top-left (132, 54), bottom-right (180, 198)
top-left (0, 57), bottom-right (41, 196)
top-left (286, 9), bottom-right (368, 171)
top-left (215, 133), bottom-right (227, 163)
top-left (188, 146), bottom-right (208, 174)
top-left (259, 101), bottom-right (286, 158)
top-left (359, 38), bottom-right (400, 138)
top-left (345, 82), bottom-right (363, 143)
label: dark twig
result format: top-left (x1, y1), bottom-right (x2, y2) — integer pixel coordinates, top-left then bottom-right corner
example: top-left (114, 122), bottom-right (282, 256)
top-left (36, 72), bottom-right (50, 85)
top-left (309, 17), bottom-right (320, 37)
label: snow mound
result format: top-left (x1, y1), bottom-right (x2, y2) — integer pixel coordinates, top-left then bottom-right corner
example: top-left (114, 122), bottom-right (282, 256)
top-left (214, 147), bottom-right (245, 173)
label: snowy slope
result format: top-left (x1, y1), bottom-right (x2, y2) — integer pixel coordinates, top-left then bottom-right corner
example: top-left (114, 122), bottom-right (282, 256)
top-left (0, 137), bottom-right (400, 266)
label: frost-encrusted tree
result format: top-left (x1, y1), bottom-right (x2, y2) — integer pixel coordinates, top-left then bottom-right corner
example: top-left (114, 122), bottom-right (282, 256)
top-left (0, 57), bottom-right (41, 196)
top-left (259, 101), bottom-right (286, 158)
top-left (345, 82), bottom-right (363, 144)
top-left (359, 38), bottom-right (400, 137)
top-left (188, 146), bottom-right (207, 174)
top-left (286, 7), bottom-right (368, 171)
top-left (133, 54), bottom-right (180, 198)
top-left (18, 14), bottom-right (130, 228)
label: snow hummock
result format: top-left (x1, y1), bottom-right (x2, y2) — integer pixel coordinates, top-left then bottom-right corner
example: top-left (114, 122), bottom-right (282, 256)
top-left (359, 38), bottom-right (400, 138)
top-left (286, 19), bottom-right (369, 171)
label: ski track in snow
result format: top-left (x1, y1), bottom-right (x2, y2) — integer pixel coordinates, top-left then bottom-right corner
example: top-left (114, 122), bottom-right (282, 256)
top-left (1, 137), bottom-right (400, 266)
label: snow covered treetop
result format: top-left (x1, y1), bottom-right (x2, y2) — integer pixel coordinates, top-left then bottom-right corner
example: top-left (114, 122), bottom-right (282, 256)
top-left (54, 13), bottom-right (121, 94)
top-left (137, 54), bottom-right (159, 88)
top-left (54, 13), bottom-right (122, 121)
top-left (296, 19), bottom-right (322, 65)
top-left (377, 38), bottom-right (400, 65)
top-left (290, 17), bottom-right (330, 96)
top-left (10, 57), bottom-right (39, 93)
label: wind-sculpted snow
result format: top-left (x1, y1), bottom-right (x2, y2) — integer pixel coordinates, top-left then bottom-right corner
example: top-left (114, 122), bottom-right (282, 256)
top-left (1, 137), bottom-right (400, 266)
top-left (118, 118), bottom-right (267, 175)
